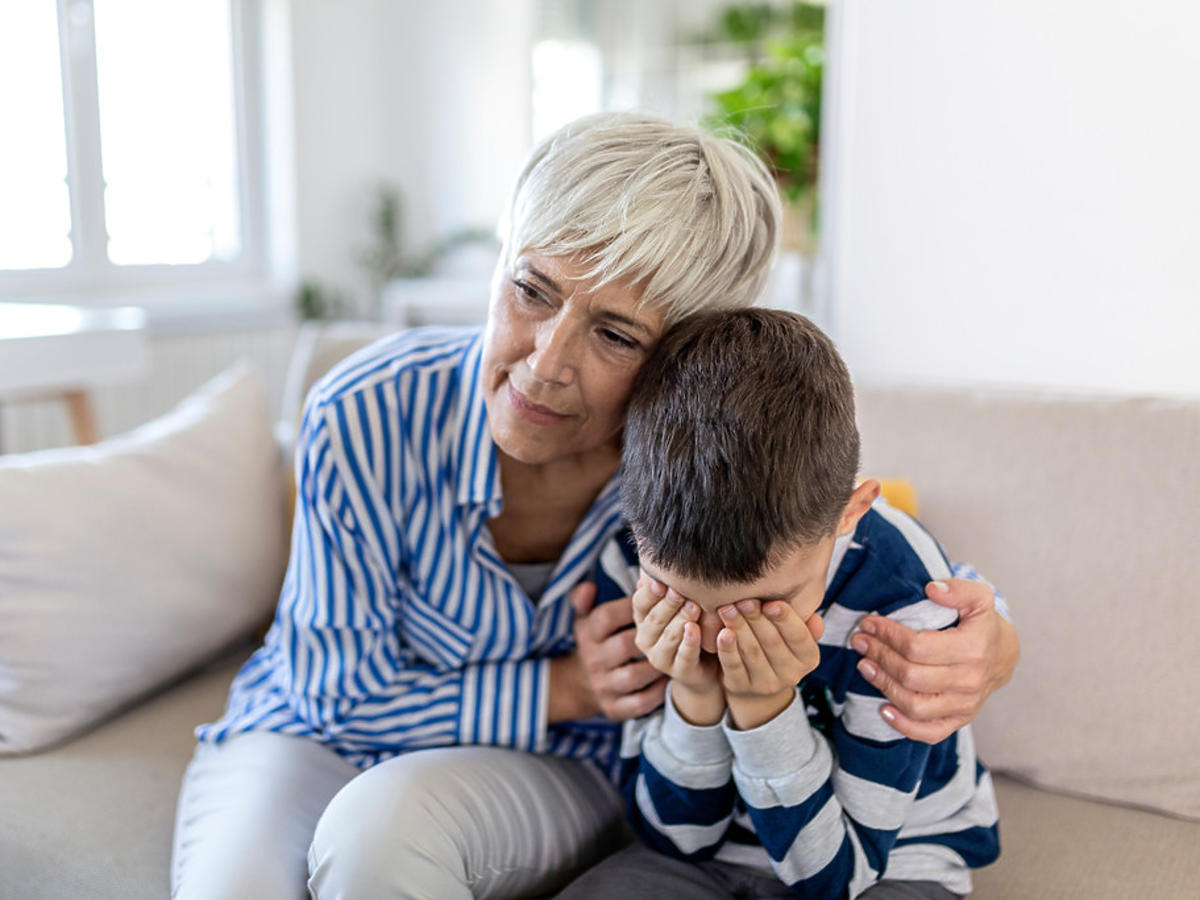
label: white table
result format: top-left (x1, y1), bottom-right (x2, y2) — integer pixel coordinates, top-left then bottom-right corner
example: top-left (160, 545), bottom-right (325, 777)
top-left (0, 302), bottom-right (150, 446)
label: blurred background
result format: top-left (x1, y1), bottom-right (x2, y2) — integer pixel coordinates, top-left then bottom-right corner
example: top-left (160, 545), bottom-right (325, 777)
top-left (1, 0), bottom-right (1197, 453)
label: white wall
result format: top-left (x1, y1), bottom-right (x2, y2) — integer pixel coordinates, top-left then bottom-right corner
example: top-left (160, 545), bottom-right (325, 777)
top-left (822, 0), bottom-right (1200, 397)
top-left (284, 0), bottom-right (533, 310)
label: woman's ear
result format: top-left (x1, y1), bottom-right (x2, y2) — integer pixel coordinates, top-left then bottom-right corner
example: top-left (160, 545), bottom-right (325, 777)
top-left (838, 479), bottom-right (881, 536)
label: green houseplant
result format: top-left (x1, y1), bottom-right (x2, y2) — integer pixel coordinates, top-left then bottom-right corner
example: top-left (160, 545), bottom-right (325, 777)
top-left (359, 183), bottom-right (499, 326)
top-left (703, 2), bottom-right (825, 253)
top-left (297, 184), bottom-right (499, 323)
top-left (358, 184), bottom-right (497, 289)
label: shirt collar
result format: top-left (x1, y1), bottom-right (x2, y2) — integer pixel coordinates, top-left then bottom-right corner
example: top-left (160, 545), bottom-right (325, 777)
top-left (453, 331), bottom-right (502, 509)
top-left (825, 529), bottom-right (857, 590)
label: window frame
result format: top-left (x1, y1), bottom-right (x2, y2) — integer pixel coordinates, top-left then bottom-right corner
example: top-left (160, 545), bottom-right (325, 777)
top-left (0, 0), bottom-right (272, 313)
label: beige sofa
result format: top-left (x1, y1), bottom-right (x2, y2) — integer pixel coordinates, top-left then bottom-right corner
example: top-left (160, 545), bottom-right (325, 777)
top-left (2, 325), bottom-right (1197, 898)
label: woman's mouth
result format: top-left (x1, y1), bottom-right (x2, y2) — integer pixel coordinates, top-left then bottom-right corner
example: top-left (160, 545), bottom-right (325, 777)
top-left (507, 384), bottom-right (570, 425)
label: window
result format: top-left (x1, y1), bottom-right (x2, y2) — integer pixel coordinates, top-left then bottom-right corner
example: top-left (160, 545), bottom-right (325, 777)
top-left (531, 39), bottom-right (603, 142)
top-left (529, 1), bottom-right (829, 322)
top-left (0, 0), bottom-right (263, 299)
top-left (529, 0), bottom-right (747, 142)
top-left (0, 2), bottom-right (72, 271)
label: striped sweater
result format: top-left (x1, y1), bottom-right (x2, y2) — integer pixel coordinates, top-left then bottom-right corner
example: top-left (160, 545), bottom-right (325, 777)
top-left (197, 327), bottom-right (622, 769)
top-left (606, 506), bottom-right (1001, 898)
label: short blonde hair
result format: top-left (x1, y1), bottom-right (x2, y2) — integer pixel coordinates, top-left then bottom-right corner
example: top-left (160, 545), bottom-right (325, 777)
top-left (499, 112), bottom-right (781, 326)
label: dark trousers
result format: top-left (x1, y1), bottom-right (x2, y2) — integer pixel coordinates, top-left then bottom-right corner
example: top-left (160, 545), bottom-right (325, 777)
top-left (556, 842), bottom-right (964, 900)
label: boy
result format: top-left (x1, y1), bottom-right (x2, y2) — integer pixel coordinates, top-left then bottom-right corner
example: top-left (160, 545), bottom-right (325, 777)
top-left (569, 309), bottom-right (999, 899)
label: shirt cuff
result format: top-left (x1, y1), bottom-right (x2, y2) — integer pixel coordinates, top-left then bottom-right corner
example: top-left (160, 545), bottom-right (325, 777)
top-left (722, 689), bottom-right (816, 778)
top-left (948, 561), bottom-right (1013, 622)
top-left (531, 655), bottom-right (552, 752)
top-left (460, 656), bottom-right (548, 752)
top-left (659, 686), bottom-right (731, 766)
top-left (994, 594), bottom-right (1013, 622)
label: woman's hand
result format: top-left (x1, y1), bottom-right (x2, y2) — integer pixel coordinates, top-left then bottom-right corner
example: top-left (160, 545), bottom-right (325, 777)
top-left (555, 582), bottom-right (667, 723)
top-left (716, 599), bottom-right (824, 731)
top-left (851, 579), bottom-right (1020, 743)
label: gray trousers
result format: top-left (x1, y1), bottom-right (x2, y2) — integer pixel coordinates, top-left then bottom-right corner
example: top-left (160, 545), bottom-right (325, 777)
top-left (555, 842), bottom-right (964, 900)
top-left (172, 732), bottom-right (627, 899)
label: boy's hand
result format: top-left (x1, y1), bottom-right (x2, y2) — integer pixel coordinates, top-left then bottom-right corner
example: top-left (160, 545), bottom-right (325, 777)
top-left (632, 577), bottom-right (720, 689)
top-left (717, 599), bottom-right (823, 731)
top-left (633, 576), bottom-right (724, 725)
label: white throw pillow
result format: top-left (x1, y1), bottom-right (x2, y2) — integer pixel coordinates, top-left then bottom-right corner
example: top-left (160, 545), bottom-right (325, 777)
top-left (0, 364), bottom-right (289, 755)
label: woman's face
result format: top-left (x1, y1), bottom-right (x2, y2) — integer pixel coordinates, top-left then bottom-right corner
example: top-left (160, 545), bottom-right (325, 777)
top-left (481, 251), bottom-right (666, 466)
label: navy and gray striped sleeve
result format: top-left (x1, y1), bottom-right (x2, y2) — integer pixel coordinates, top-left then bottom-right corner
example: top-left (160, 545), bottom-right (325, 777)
top-left (620, 677), bottom-right (994, 897)
top-left (616, 693), bottom-right (738, 860)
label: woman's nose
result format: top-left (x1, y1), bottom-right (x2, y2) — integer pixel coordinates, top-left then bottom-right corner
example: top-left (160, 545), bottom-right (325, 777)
top-left (528, 318), bottom-right (578, 384)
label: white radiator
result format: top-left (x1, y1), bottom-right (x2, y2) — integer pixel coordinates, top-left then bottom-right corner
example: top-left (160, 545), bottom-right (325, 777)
top-left (0, 323), bottom-right (298, 455)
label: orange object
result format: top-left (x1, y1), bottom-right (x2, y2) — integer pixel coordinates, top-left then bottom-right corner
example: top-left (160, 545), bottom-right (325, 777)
top-left (875, 478), bottom-right (920, 518)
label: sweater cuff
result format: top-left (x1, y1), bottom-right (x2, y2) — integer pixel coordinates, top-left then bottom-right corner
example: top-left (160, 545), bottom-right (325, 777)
top-left (723, 689), bottom-right (816, 777)
top-left (660, 687), bottom-right (731, 766)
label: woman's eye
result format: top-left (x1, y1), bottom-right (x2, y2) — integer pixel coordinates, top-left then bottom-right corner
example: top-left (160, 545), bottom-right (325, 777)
top-left (513, 279), bottom-right (544, 304)
top-left (600, 328), bottom-right (639, 350)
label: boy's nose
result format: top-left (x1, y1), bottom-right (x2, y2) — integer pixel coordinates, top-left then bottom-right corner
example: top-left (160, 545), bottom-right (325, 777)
top-left (698, 609), bottom-right (724, 654)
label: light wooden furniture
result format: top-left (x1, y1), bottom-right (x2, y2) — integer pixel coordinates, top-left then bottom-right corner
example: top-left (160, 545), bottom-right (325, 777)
top-left (0, 302), bottom-right (149, 447)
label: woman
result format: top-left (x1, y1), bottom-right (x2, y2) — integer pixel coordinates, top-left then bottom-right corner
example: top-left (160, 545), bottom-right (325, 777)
top-left (171, 112), bottom-right (1018, 899)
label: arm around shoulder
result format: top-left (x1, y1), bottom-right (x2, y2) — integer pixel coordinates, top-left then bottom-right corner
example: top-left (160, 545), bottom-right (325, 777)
top-left (853, 575), bottom-right (1020, 744)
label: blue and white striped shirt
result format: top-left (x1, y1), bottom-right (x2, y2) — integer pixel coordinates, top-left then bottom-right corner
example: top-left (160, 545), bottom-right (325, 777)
top-left (607, 505), bottom-right (1001, 898)
top-left (198, 328), bottom-right (623, 769)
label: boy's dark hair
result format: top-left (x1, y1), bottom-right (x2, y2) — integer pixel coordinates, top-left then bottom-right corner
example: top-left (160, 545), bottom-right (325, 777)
top-left (621, 308), bottom-right (859, 585)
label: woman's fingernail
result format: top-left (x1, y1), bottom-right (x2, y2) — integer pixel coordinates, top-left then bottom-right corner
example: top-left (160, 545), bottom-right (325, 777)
top-left (881, 706), bottom-right (897, 722)
top-left (857, 659), bottom-right (878, 680)
top-left (851, 635), bottom-right (869, 654)
top-left (930, 580), bottom-right (949, 593)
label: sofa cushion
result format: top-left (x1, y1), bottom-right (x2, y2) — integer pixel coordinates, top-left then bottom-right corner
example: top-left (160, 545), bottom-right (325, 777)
top-left (0, 365), bottom-right (288, 755)
top-left (975, 776), bottom-right (1200, 898)
top-left (856, 387), bottom-right (1200, 821)
top-left (0, 646), bottom-right (252, 899)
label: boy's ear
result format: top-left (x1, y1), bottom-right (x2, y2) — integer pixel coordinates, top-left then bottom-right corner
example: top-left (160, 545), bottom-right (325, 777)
top-left (838, 479), bottom-right (881, 536)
